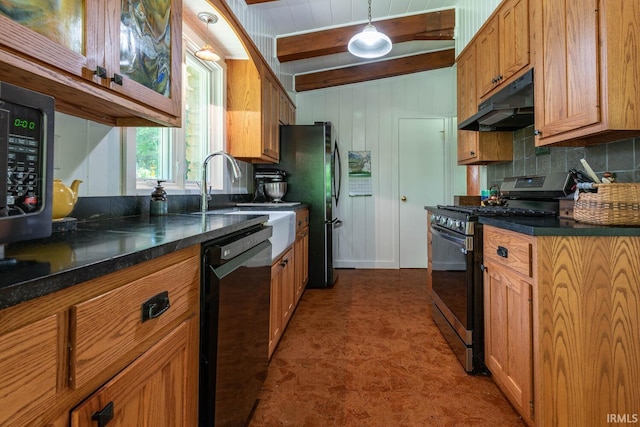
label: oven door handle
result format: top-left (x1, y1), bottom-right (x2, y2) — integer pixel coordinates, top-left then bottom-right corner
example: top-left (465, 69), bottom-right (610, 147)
top-left (431, 225), bottom-right (473, 253)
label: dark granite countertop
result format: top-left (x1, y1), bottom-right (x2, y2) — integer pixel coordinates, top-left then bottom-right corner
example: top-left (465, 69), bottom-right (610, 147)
top-left (479, 215), bottom-right (640, 236)
top-left (0, 212), bottom-right (271, 310)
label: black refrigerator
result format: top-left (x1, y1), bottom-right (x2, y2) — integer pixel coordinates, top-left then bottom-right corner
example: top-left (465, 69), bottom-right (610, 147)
top-left (278, 122), bottom-right (342, 288)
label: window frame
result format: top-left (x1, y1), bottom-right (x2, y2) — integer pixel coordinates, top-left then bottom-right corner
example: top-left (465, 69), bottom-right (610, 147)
top-left (123, 34), bottom-right (224, 196)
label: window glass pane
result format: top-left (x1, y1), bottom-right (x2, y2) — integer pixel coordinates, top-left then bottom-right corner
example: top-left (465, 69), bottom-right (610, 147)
top-left (136, 127), bottom-right (171, 180)
top-left (184, 55), bottom-right (210, 183)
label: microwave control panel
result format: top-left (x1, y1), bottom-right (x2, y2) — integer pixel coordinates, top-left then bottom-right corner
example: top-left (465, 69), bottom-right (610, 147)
top-left (1, 101), bottom-right (45, 216)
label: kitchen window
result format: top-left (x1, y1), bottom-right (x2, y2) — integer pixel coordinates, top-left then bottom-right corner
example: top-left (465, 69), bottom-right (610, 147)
top-left (124, 46), bottom-right (224, 194)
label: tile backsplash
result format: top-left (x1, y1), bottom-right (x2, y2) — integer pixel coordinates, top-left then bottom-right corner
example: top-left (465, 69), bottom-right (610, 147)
top-left (487, 125), bottom-right (640, 186)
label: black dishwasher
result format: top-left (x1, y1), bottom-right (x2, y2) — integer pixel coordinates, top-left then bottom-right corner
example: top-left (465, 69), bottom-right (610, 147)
top-left (200, 224), bottom-right (272, 427)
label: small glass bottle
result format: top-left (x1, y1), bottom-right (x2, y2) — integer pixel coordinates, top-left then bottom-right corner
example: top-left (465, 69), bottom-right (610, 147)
top-left (150, 180), bottom-right (168, 215)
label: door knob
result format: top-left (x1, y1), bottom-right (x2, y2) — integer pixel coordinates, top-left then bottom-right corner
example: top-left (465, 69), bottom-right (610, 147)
top-left (401, 196), bottom-right (407, 202)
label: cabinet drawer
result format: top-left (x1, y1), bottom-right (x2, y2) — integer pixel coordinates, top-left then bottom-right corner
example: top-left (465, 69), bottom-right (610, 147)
top-left (296, 209), bottom-right (309, 234)
top-left (70, 255), bottom-right (199, 389)
top-left (483, 226), bottom-right (532, 277)
top-left (0, 315), bottom-right (59, 426)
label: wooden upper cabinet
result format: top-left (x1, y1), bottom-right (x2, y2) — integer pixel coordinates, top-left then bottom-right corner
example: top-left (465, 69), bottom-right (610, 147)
top-left (457, 43), bottom-right (513, 165)
top-left (457, 43), bottom-right (477, 124)
top-left (476, 17), bottom-right (501, 98)
top-left (533, 0), bottom-right (640, 146)
top-left (227, 60), bottom-right (277, 163)
top-left (499, 0), bottom-right (530, 86)
top-left (0, 0), bottom-right (182, 126)
top-left (477, 0), bottom-right (530, 99)
top-left (227, 60), bottom-right (295, 163)
top-left (97, 0), bottom-right (182, 120)
top-left (262, 72), bottom-right (280, 161)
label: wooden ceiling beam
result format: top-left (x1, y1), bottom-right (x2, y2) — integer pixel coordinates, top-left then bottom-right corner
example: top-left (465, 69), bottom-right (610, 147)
top-left (246, 0), bottom-right (278, 4)
top-left (277, 9), bottom-right (454, 63)
top-left (294, 49), bottom-right (455, 92)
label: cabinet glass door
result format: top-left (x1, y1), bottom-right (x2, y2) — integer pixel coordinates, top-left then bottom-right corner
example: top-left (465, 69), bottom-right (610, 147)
top-left (119, 0), bottom-right (171, 97)
top-left (0, 0), bottom-right (85, 54)
top-left (104, 0), bottom-right (181, 118)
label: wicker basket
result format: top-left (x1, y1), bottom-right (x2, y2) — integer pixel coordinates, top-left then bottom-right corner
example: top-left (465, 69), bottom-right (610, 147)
top-left (573, 183), bottom-right (640, 225)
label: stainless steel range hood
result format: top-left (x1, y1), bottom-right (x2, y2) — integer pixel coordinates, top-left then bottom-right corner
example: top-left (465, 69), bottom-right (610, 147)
top-left (459, 68), bottom-right (534, 132)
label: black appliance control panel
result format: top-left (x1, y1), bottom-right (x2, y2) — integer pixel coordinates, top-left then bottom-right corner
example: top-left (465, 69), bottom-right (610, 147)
top-left (1, 101), bottom-right (45, 216)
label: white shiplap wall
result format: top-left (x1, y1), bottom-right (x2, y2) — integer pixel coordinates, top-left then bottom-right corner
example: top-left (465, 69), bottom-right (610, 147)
top-left (296, 68), bottom-right (466, 268)
top-left (223, 0), bottom-right (293, 92)
top-left (455, 0), bottom-right (502, 54)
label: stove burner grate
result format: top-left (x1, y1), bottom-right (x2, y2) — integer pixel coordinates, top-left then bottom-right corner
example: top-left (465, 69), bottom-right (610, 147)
top-left (436, 205), bottom-right (557, 217)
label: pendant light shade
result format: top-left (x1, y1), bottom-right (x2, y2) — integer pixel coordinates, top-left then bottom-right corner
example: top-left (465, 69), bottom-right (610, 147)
top-left (348, 0), bottom-right (392, 59)
top-left (195, 12), bottom-right (220, 62)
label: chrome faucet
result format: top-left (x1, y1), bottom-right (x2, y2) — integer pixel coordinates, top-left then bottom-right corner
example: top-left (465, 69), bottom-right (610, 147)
top-left (201, 151), bottom-right (243, 213)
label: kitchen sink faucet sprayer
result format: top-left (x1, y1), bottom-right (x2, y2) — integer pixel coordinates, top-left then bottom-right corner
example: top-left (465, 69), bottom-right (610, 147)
top-left (201, 151), bottom-right (242, 213)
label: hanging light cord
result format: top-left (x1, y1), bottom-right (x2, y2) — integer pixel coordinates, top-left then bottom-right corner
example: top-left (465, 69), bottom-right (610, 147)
top-left (367, 0), bottom-right (372, 24)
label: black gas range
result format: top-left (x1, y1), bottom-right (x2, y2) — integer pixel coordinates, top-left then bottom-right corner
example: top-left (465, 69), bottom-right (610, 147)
top-left (428, 172), bottom-right (572, 373)
top-left (430, 204), bottom-right (558, 235)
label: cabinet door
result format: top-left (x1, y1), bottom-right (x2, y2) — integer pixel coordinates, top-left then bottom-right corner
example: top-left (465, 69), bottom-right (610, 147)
top-left (457, 131), bottom-right (479, 163)
top-left (457, 43), bottom-right (478, 123)
top-left (280, 248), bottom-right (295, 327)
top-left (269, 261), bottom-right (283, 358)
top-left (261, 74), bottom-right (279, 161)
top-left (0, 315), bottom-right (59, 426)
top-left (535, 0), bottom-right (599, 139)
top-left (0, 2), bottom-right (94, 77)
top-left (483, 261), bottom-right (533, 423)
top-left (499, 0), bottom-right (529, 83)
top-left (294, 227), bottom-right (309, 304)
top-left (100, 0), bottom-right (182, 118)
top-left (477, 17), bottom-right (501, 98)
top-left (70, 318), bottom-right (197, 427)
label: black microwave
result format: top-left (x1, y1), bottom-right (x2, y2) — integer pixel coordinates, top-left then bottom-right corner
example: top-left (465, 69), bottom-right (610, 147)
top-left (0, 81), bottom-right (54, 244)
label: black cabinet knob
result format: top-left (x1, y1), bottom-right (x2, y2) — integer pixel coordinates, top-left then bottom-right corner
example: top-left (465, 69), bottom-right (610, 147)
top-left (111, 73), bottom-right (123, 86)
top-left (94, 66), bottom-right (107, 78)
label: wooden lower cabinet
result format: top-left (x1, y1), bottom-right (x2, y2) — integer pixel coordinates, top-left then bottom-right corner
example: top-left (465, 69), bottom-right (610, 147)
top-left (71, 318), bottom-right (198, 427)
top-left (269, 247), bottom-right (294, 358)
top-left (0, 246), bottom-right (200, 427)
top-left (294, 208), bottom-right (310, 304)
top-left (483, 260), bottom-right (533, 425)
top-left (484, 225), bottom-right (640, 426)
top-left (0, 315), bottom-right (59, 426)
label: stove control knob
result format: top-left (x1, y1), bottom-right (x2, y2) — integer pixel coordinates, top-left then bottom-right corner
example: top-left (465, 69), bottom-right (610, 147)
top-left (446, 218), bottom-right (454, 228)
top-left (439, 216), bottom-right (447, 226)
top-left (454, 220), bottom-right (463, 232)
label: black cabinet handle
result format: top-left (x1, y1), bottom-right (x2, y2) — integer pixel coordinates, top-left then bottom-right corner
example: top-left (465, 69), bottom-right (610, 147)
top-left (497, 246), bottom-right (509, 258)
top-left (92, 401), bottom-right (114, 427)
top-left (111, 73), bottom-right (123, 86)
top-left (534, 129), bottom-right (542, 136)
top-left (94, 66), bottom-right (107, 78)
top-left (141, 291), bottom-right (170, 322)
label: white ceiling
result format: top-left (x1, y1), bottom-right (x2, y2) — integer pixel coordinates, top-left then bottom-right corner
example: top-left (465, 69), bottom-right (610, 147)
top-left (183, 0), bottom-right (458, 76)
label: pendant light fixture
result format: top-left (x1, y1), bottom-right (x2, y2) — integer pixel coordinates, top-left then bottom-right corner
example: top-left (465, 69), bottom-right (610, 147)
top-left (195, 12), bottom-right (221, 62)
top-left (348, 0), bottom-right (392, 59)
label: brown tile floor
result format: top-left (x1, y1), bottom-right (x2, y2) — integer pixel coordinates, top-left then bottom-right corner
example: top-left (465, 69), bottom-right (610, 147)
top-left (249, 269), bottom-right (526, 427)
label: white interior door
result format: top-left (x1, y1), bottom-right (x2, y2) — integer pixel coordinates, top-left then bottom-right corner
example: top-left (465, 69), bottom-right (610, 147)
top-left (399, 118), bottom-right (446, 268)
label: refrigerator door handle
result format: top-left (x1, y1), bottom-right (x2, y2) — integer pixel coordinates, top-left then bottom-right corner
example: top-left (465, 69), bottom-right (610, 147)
top-left (325, 218), bottom-right (342, 228)
top-left (333, 141), bottom-right (341, 206)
